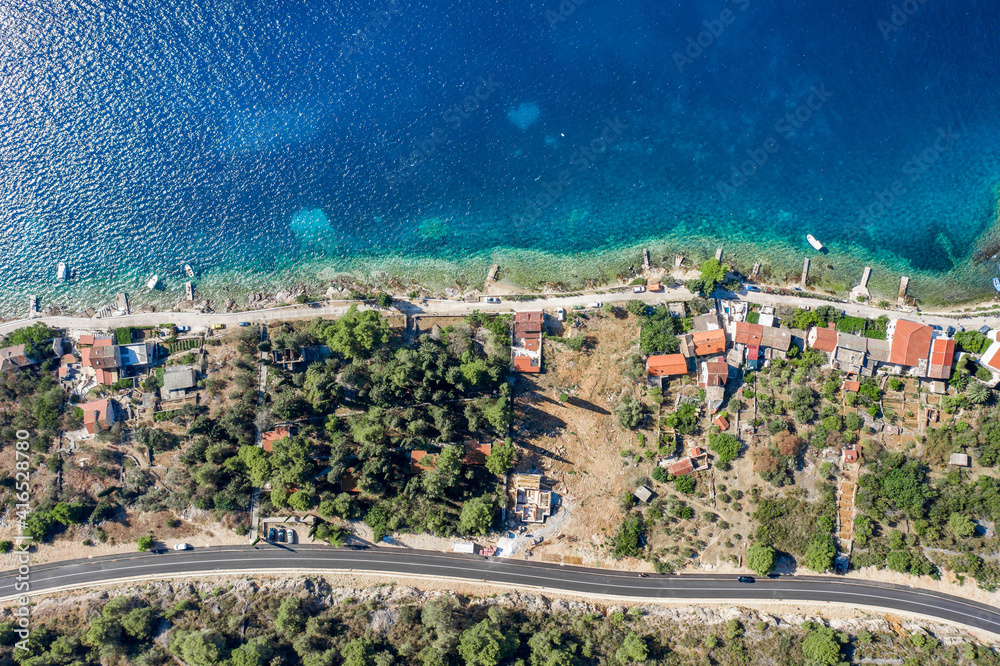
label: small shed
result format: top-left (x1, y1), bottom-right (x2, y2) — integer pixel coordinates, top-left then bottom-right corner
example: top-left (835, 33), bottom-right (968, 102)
top-left (949, 453), bottom-right (970, 467)
top-left (453, 542), bottom-right (477, 554)
top-left (634, 486), bottom-right (654, 503)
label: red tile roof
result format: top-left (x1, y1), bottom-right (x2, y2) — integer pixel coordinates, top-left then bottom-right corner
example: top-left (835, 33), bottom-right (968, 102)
top-left (983, 342), bottom-right (1000, 373)
top-left (809, 327), bottom-right (838, 353)
top-left (703, 360), bottom-right (729, 387)
top-left (514, 311), bottom-right (543, 333)
top-left (647, 281), bottom-right (663, 292)
top-left (889, 319), bottom-right (933, 367)
top-left (927, 338), bottom-right (955, 380)
top-left (646, 354), bottom-right (688, 377)
top-left (261, 427), bottom-right (291, 452)
top-left (463, 442), bottom-right (492, 465)
top-left (523, 338), bottom-right (540, 352)
top-left (713, 415), bottom-right (729, 431)
top-left (666, 458), bottom-right (694, 477)
top-left (410, 450), bottom-right (437, 473)
top-left (691, 329), bottom-right (726, 356)
top-left (843, 380), bottom-right (861, 393)
top-left (512, 355), bottom-right (541, 373)
top-left (78, 334), bottom-right (95, 346)
top-left (79, 399), bottom-right (113, 435)
top-left (734, 322), bottom-right (763, 346)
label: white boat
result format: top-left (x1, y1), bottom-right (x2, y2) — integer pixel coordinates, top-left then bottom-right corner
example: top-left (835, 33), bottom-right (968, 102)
top-left (993, 277), bottom-right (1000, 292)
top-left (57, 262), bottom-right (67, 282)
top-left (806, 234), bottom-right (824, 251)
top-left (147, 275), bottom-right (160, 290)
top-left (184, 264), bottom-right (195, 278)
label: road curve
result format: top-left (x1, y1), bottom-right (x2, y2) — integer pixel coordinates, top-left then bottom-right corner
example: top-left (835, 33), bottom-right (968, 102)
top-left (2, 545), bottom-right (999, 636)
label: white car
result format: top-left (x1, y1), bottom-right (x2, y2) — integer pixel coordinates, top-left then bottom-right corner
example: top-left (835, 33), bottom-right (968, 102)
top-left (484, 297), bottom-right (501, 304)
top-left (587, 302), bottom-right (603, 308)
top-left (632, 286), bottom-right (645, 293)
top-left (173, 543), bottom-right (192, 551)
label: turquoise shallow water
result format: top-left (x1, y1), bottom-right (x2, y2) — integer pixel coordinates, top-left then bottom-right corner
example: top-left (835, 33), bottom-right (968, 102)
top-left (1, 0), bottom-right (999, 317)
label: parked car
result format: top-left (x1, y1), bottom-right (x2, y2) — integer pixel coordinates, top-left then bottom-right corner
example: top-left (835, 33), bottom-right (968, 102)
top-left (239, 321), bottom-right (251, 327)
top-left (587, 302), bottom-right (603, 308)
top-left (173, 543), bottom-right (192, 551)
top-left (632, 286), bottom-right (645, 293)
top-left (745, 285), bottom-right (760, 292)
top-left (267, 527), bottom-right (277, 541)
top-left (556, 307), bottom-right (566, 322)
top-left (946, 326), bottom-right (956, 336)
top-left (980, 325), bottom-right (991, 335)
top-left (484, 297), bottom-right (501, 304)
top-left (287, 529), bottom-right (297, 544)
top-left (278, 528), bottom-right (287, 543)
top-left (177, 325), bottom-right (190, 332)
top-left (737, 576), bottom-right (755, 583)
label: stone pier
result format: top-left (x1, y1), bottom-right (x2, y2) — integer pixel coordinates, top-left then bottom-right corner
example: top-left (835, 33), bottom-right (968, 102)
top-left (715, 247), bottom-right (724, 261)
top-left (801, 258), bottom-right (810, 288)
top-left (898, 276), bottom-right (910, 306)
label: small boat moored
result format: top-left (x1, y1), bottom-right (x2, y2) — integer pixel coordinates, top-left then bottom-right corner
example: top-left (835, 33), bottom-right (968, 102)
top-left (184, 263), bottom-right (195, 278)
top-left (57, 262), bottom-right (68, 282)
top-left (147, 275), bottom-right (160, 290)
top-left (806, 234), bottom-right (824, 251)
top-left (993, 277), bottom-right (1000, 292)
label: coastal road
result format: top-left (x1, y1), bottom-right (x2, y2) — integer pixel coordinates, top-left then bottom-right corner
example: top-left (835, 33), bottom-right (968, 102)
top-left (2, 284), bottom-right (997, 338)
top-left (3, 545), bottom-right (1000, 636)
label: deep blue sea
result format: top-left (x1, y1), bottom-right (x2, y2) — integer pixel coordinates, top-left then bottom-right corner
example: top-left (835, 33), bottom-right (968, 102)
top-left (1, 0), bottom-right (999, 314)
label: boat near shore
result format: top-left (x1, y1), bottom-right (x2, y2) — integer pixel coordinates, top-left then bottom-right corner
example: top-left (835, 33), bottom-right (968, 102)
top-left (807, 234), bottom-right (824, 251)
top-left (57, 262), bottom-right (67, 282)
top-left (184, 263), bottom-right (195, 278)
top-left (993, 277), bottom-right (1000, 292)
top-left (147, 274), bottom-right (160, 290)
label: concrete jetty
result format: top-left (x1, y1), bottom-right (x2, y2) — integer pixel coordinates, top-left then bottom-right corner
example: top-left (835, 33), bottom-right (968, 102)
top-left (642, 248), bottom-right (650, 270)
top-left (715, 247), bottom-right (724, 261)
top-left (28, 295), bottom-right (38, 318)
top-left (486, 264), bottom-right (500, 283)
top-left (850, 267), bottom-right (872, 302)
top-left (185, 282), bottom-right (195, 301)
top-left (898, 276), bottom-right (910, 306)
top-left (750, 262), bottom-right (761, 279)
top-left (801, 258), bottom-right (810, 288)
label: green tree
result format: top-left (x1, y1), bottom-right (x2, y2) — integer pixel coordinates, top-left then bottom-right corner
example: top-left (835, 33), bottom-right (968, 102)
top-left (457, 619), bottom-right (518, 666)
top-left (708, 433), bottom-right (740, 466)
top-left (274, 597), bottom-right (306, 636)
top-left (967, 382), bottom-right (993, 405)
top-left (746, 542), bottom-right (776, 576)
top-left (948, 513), bottom-right (976, 538)
top-left (341, 638), bottom-right (377, 666)
top-left (170, 630), bottom-right (224, 666)
top-left (803, 535), bottom-right (836, 572)
top-left (237, 445), bottom-right (272, 486)
top-left (673, 476), bottom-right (695, 494)
top-left (801, 626), bottom-right (846, 666)
top-left (460, 497), bottom-right (493, 535)
top-left (615, 395), bottom-right (644, 429)
top-left (615, 631), bottom-right (648, 663)
top-left (322, 305), bottom-right (390, 359)
top-left (120, 606), bottom-right (158, 641)
top-left (136, 534), bottom-right (154, 552)
top-left (486, 444), bottom-right (515, 476)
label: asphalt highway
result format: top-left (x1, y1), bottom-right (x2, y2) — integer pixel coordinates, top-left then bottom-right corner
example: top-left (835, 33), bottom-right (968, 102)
top-left (2, 545), bottom-right (999, 636)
